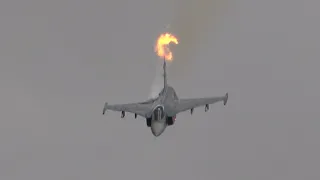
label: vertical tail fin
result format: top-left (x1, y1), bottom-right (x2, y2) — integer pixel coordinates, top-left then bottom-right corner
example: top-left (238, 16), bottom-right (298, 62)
top-left (163, 57), bottom-right (167, 89)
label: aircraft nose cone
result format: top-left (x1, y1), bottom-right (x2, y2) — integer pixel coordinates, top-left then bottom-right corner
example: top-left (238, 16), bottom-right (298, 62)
top-left (152, 131), bottom-right (161, 137)
top-left (151, 126), bottom-right (162, 137)
top-left (151, 121), bottom-right (166, 137)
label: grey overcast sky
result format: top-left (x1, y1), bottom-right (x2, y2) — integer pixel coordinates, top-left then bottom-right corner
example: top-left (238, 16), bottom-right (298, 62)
top-left (0, 0), bottom-right (319, 179)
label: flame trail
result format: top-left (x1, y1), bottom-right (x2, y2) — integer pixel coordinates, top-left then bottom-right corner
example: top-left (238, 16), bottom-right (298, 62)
top-left (149, 32), bottom-right (179, 98)
top-left (154, 33), bottom-right (179, 61)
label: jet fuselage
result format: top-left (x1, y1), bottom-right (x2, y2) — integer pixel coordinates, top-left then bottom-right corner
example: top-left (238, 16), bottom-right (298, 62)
top-left (149, 86), bottom-right (178, 136)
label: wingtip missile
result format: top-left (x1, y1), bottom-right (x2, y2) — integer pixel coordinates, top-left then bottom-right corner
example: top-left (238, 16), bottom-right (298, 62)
top-left (103, 102), bottom-right (108, 115)
top-left (224, 93), bottom-right (228, 105)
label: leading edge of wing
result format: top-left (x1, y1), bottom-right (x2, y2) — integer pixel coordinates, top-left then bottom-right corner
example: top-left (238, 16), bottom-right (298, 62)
top-left (172, 93), bottom-right (228, 114)
top-left (102, 101), bottom-right (152, 118)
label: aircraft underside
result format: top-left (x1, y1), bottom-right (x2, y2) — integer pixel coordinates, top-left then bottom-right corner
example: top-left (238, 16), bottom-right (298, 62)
top-left (149, 115), bottom-right (176, 136)
top-left (146, 115), bottom-right (176, 127)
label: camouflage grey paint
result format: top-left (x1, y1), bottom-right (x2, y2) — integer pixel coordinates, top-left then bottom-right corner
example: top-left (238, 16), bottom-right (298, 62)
top-left (103, 58), bottom-right (228, 136)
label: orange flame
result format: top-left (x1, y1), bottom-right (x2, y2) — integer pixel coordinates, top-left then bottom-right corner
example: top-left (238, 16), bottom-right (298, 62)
top-left (154, 33), bottom-right (178, 61)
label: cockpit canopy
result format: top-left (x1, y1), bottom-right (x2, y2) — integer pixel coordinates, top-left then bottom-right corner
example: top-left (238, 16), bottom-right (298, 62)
top-left (152, 106), bottom-right (165, 121)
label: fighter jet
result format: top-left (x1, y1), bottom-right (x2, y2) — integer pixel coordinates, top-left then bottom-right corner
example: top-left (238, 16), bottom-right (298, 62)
top-left (102, 58), bottom-right (228, 137)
